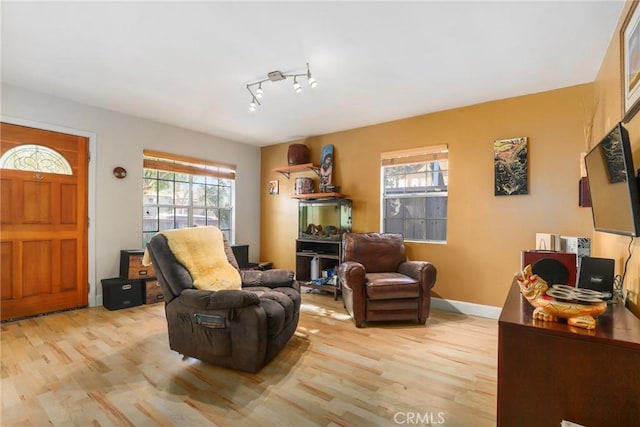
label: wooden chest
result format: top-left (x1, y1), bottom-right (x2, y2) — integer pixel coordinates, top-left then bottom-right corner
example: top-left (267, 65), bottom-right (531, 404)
top-left (144, 278), bottom-right (164, 305)
top-left (120, 250), bottom-right (155, 279)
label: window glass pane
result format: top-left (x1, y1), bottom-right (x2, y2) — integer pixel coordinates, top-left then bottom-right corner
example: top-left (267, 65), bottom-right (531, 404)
top-left (440, 170), bottom-right (449, 187)
top-left (405, 172), bottom-right (427, 191)
top-left (404, 197), bottom-right (426, 218)
top-left (0, 144), bottom-right (72, 175)
top-left (405, 163), bottom-right (426, 174)
top-left (143, 207), bottom-right (158, 232)
top-left (206, 176), bottom-right (219, 185)
top-left (427, 161), bottom-right (448, 189)
top-left (404, 219), bottom-right (426, 241)
top-left (219, 209), bottom-right (231, 229)
top-left (206, 209), bottom-right (219, 227)
top-left (386, 198), bottom-right (405, 218)
top-left (175, 173), bottom-right (189, 182)
top-left (384, 173), bottom-right (405, 194)
top-left (385, 165), bottom-right (405, 176)
top-left (219, 186), bottom-right (232, 209)
top-left (425, 219), bottom-right (447, 241)
top-left (192, 183), bottom-right (206, 206)
top-left (159, 207), bottom-right (175, 231)
top-left (174, 182), bottom-right (190, 206)
top-left (426, 197), bottom-right (448, 219)
top-left (175, 207), bottom-right (189, 228)
top-left (158, 171), bottom-right (174, 180)
top-left (385, 218), bottom-right (404, 234)
top-left (192, 208), bottom-right (207, 227)
top-left (206, 185), bottom-right (219, 207)
top-left (143, 178), bottom-right (158, 205)
top-left (158, 180), bottom-right (174, 204)
top-left (143, 168), bottom-right (157, 178)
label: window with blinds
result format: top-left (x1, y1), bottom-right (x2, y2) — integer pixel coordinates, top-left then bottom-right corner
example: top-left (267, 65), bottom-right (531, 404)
top-left (142, 150), bottom-right (236, 246)
top-left (381, 145), bottom-right (448, 243)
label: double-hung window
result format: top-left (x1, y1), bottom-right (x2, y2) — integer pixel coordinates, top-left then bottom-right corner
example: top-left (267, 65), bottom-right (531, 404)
top-left (381, 145), bottom-right (448, 243)
top-left (142, 150), bottom-right (236, 246)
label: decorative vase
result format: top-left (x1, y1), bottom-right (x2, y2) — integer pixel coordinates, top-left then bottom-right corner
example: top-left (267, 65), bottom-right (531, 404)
top-left (287, 144), bottom-right (310, 165)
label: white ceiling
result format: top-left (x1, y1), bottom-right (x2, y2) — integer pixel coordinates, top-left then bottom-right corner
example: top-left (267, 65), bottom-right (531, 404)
top-left (1, 1), bottom-right (625, 147)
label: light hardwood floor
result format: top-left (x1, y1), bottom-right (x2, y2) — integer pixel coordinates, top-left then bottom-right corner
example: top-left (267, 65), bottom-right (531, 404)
top-left (1, 290), bottom-right (498, 426)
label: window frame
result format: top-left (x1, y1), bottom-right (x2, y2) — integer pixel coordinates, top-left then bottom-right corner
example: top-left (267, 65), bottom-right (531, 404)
top-left (380, 145), bottom-right (449, 244)
top-left (142, 150), bottom-right (236, 247)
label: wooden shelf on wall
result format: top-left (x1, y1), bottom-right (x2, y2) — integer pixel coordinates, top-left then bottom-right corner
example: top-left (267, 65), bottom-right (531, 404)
top-left (273, 163), bottom-right (320, 179)
top-left (291, 192), bottom-right (346, 200)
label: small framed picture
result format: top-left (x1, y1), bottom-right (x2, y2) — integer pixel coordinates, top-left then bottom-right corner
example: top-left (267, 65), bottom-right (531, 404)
top-left (269, 180), bottom-right (279, 195)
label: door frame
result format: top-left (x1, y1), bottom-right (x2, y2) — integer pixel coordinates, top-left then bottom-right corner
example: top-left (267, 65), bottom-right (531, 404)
top-left (1, 115), bottom-right (98, 307)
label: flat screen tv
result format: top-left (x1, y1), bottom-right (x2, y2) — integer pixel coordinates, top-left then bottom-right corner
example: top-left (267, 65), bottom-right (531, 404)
top-left (584, 122), bottom-right (640, 237)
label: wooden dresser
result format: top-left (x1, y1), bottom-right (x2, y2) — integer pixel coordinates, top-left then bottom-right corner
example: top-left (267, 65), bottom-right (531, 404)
top-left (497, 281), bottom-right (640, 426)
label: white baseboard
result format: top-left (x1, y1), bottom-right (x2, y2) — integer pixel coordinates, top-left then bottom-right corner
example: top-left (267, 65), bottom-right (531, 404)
top-left (431, 297), bottom-right (501, 320)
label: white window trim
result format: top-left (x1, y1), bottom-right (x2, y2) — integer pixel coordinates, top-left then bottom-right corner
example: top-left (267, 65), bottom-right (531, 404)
top-left (379, 144), bottom-right (449, 243)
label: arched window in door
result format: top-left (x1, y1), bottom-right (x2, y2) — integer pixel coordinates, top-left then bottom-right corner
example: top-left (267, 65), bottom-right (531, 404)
top-left (0, 144), bottom-right (72, 175)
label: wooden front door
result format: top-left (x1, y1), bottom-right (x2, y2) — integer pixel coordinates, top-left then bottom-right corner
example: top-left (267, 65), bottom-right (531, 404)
top-left (1, 123), bottom-right (89, 321)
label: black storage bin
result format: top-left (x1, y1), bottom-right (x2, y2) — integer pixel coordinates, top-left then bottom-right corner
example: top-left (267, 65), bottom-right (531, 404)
top-left (102, 278), bottom-right (144, 310)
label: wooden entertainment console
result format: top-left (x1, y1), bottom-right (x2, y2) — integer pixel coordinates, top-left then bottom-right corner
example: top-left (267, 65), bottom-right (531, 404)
top-left (497, 281), bottom-right (640, 426)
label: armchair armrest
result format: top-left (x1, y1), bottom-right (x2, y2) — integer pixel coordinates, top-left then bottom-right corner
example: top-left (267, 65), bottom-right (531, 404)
top-left (338, 261), bottom-right (367, 326)
top-left (180, 288), bottom-right (260, 310)
top-left (338, 261), bottom-right (366, 290)
top-left (398, 261), bottom-right (437, 291)
top-left (241, 269), bottom-right (295, 288)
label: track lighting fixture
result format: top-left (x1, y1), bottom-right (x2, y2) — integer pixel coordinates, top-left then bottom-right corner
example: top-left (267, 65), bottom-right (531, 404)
top-left (246, 62), bottom-right (317, 111)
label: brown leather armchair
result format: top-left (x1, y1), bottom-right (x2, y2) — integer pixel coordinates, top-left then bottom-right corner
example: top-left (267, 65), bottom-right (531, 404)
top-left (338, 232), bottom-right (437, 328)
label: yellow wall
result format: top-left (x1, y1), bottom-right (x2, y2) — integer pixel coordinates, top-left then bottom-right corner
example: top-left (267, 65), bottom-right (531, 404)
top-left (592, 0), bottom-right (640, 315)
top-left (261, 84), bottom-right (594, 308)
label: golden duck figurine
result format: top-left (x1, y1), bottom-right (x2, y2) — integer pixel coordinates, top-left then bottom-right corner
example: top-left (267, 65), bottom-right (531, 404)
top-left (514, 264), bottom-right (607, 329)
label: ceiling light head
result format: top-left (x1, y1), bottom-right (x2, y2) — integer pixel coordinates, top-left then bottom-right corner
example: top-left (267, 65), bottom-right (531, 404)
top-left (306, 62), bottom-right (317, 88)
top-left (293, 77), bottom-right (302, 93)
top-left (256, 84), bottom-right (263, 99)
top-left (308, 76), bottom-right (318, 89)
top-left (249, 100), bottom-right (257, 112)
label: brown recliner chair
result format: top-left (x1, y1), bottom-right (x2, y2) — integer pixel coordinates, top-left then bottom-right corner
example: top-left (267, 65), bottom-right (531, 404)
top-left (338, 232), bottom-right (436, 328)
top-left (146, 231), bottom-right (300, 373)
